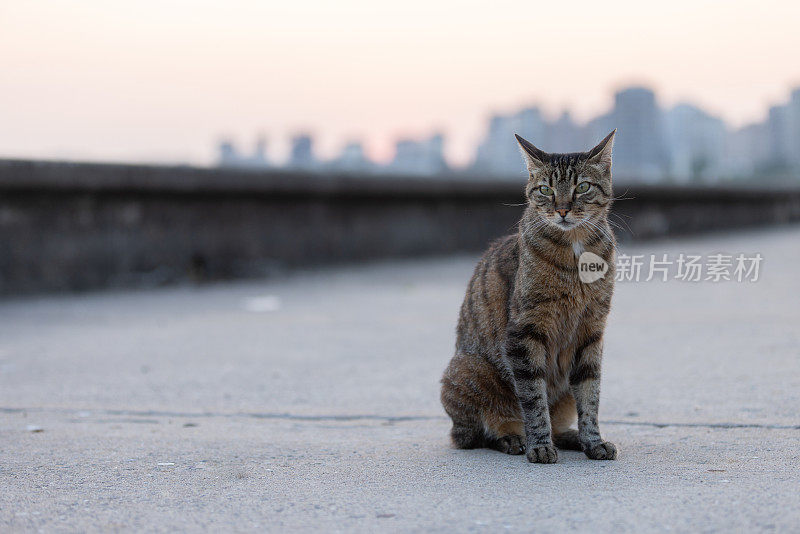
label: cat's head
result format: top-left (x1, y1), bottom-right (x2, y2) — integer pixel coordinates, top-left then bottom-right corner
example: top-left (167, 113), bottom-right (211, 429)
top-left (515, 130), bottom-right (615, 232)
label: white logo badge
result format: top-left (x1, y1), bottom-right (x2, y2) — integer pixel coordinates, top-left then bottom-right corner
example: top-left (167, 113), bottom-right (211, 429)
top-left (578, 252), bottom-right (608, 284)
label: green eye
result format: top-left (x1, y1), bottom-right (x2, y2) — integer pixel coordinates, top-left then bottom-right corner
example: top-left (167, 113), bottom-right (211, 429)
top-left (576, 181), bottom-right (591, 194)
top-left (538, 185), bottom-right (554, 196)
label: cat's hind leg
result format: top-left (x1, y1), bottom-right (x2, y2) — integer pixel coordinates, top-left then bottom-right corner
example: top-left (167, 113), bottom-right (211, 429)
top-left (482, 415), bottom-right (525, 455)
top-left (486, 435), bottom-right (525, 455)
top-left (441, 353), bottom-right (490, 449)
top-left (447, 420), bottom-right (524, 455)
top-left (448, 422), bottom-right (486, 449)
top-left (441, 351), bottom-right (524, 454)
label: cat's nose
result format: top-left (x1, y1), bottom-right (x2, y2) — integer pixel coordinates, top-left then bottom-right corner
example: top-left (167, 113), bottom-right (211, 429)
top-left (556, 208), bottom-right (570, 218)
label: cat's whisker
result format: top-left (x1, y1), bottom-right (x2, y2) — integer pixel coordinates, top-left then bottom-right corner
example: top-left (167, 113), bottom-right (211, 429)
top-left (582, 218), bottom-right (615, 247)
top-left (606, 220), bottom-right (625, 233)
top-left (609, 212), bottom-right (635, 236)
top-left (587, 218), bottom-right (617, 248)
top-left (610, 211), bottom-right (633, 219)
top-left (609, 187), bottom-right (635, 202)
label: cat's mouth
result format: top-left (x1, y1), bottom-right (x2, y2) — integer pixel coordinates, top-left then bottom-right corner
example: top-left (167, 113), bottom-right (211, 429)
top-left (554, 219), bottom-right (577, 230)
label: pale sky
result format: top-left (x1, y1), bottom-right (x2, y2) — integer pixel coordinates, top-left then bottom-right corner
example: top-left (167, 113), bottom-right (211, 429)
top-left (1, 0), bottom-right (799, 166)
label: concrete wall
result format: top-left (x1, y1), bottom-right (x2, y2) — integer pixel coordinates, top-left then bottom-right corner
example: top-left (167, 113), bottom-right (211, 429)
top-left (2, 158), bottom-right (800, 295)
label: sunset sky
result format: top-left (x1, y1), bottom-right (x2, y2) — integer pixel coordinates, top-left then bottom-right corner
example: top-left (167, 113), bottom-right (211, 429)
top-left (2, 0), bottom-right (799, 166)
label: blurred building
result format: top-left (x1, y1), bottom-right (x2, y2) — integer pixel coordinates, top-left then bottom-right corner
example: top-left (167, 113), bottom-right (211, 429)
top-left (472, 87), bottom-right (675, 182)
top-left (288, 134), bottom-right (316, 170)
top-left (330, 141), bottom-right (373, 173)
top-left (789, 88), bottom-right (800, 170)
top-left (217, 135), bottom-right (270, 168)
top-left (389, 134), bottom-right (448, 176)
top-left (724, 86), bottom-right (800, 178)
top-left (724, 123), bottom-right (770, 178)
top-left (218, 141), bottom-right (237, 166)
top-left (767, 104), bottom-right (792, 170)
top-left (607, 87), bottom-right (670, 182)
top-left (664, 104), bottom-right (726, 182)
top-left (473, 114), bottom-right (516, 176)
top-left (517, 107), bottom-right (548, 149)
top-left (547, 111), bottom-right (585, 153)
top-left (473, 107), bottom-right (548, 176)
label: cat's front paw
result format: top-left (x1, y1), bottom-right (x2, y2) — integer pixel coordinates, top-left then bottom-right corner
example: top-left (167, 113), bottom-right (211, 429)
top-left (584, 441), bottom-right (617, 460)
top-left (526, 444), bottom-right (558, 464)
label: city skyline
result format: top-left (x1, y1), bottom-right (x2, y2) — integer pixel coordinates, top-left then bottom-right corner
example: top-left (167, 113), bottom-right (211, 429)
top-left (219, 83), bottom-right (800, 182)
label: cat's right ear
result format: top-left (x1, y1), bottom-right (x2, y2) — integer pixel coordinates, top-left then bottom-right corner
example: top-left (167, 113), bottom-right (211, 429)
top-left (515, 134), bottom-right (548, 172)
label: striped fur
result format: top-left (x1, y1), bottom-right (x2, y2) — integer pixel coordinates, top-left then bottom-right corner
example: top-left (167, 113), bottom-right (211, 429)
top-left (440, 131), bottom-right (618, 463)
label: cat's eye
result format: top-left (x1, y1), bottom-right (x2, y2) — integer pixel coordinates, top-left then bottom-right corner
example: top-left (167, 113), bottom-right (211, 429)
top-left (538, 185), bottom-right (554, 196)
top-left (575, 181), bottom-right (591, 194)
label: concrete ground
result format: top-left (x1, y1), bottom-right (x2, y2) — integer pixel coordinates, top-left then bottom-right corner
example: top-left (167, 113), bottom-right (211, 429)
top-left (2, 226), bottom-right (799, 532)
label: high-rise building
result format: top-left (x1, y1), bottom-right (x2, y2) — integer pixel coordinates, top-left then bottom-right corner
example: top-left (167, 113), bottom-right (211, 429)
top-left (547, 111), bottom-right (584, 153)
top-left (288, 134), bottom-right (316, 169)
top-left (665, 104), bottom-right (726, 182)
top-left (516, 108), bottom-right (548, 149)
top-left (217, 137), bottom-right (270, 169)
top-left (473, 107), bottom-right (547, 177)
top-left (767, 104), bottom-right (791, 168)
top-left (724, 123), bottom-right (769, 177)
top-left (473, 114), bottom-right (515, 176)
top-left (389, 133), bottom-right (448, 176)
top-left (788, 88), bottom-right (800, 169)
top-left (253, 134), bottom-right (267, 165)
top-left (331, 141), bottom-right (372, 173)
top-left (608, 87), bottom-right (669, 181)
top-left (218, 140), bottom-right (238, 167)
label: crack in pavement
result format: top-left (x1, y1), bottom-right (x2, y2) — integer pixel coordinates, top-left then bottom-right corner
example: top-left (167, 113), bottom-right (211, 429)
top-left (2, 407), bottom-right (798, 430)
top-left (0, 406), bottom-right (440, 423)
top-left (601, 420), bottom-right (800, 430)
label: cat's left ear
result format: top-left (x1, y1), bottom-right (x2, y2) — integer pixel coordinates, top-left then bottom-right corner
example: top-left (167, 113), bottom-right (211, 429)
top-left (586, 129), bottom-right (616, 174)
top-left (515, 134), bottom-right (549, 172)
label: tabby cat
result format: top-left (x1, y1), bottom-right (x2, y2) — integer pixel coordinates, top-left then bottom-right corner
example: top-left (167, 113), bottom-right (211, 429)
top-left (440, 130), bottom-right (618, 463)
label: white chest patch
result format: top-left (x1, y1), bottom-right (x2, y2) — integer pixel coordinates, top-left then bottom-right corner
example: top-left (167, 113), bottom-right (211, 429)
top-left (572, 240), bottom-right (585, 258)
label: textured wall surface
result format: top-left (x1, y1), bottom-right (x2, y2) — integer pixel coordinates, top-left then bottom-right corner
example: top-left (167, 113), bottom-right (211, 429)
top-left (2, 159), bottom-right (799, 295)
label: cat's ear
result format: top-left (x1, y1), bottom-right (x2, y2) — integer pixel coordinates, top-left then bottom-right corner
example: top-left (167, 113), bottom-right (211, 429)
top-left (515, 134), bottom-right (548, 172)
top-left (586, 129), bottom-right (616, 173)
